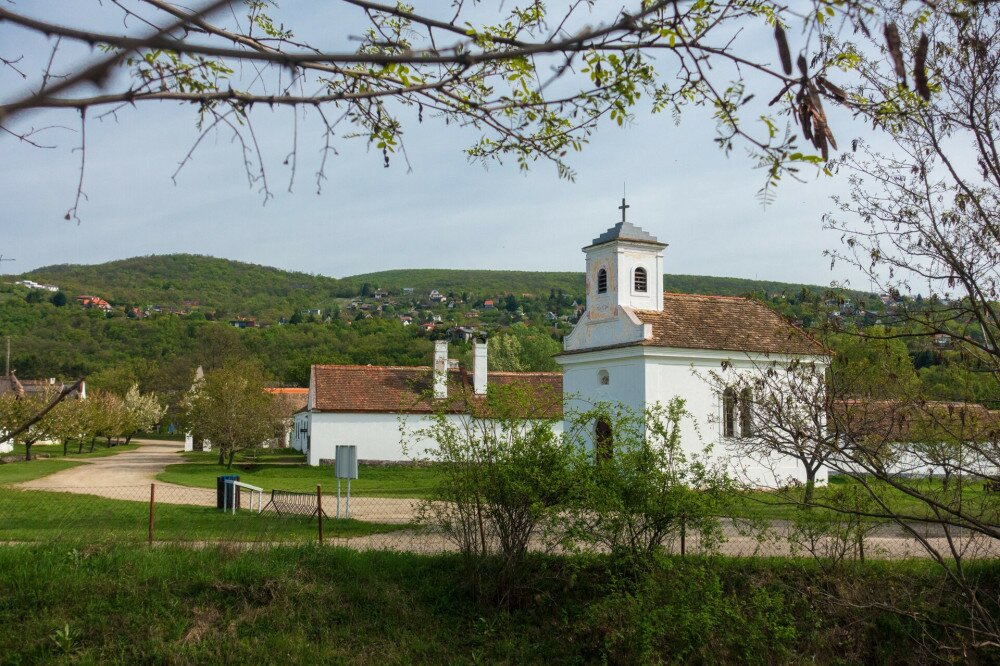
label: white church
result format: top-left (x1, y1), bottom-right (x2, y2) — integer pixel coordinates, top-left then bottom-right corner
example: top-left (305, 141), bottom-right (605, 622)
top-left (294, 203), bottom-right (830, 486)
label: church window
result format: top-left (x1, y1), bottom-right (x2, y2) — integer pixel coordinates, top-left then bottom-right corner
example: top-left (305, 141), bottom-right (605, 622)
top-left (597, 268), bottom-right (608, 294)
top-left (722, 387), bottom-right (737, 438)
top-left (595, 418), bottom-right (613, 462)
top-left (739, 388), bottom-right (754, 437)
top-left (598, 369), bottom-right (610, 385)
top-left (634, 267), bottom-right (648, 293)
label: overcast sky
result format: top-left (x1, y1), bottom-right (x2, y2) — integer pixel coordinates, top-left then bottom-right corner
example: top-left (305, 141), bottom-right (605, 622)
top-left (1, 2), bottom-right (877, 288)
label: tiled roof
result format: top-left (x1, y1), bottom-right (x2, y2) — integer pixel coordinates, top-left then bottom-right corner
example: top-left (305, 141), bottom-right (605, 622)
top-left (832, 400), bottom-right (999, 441)
top-left (0, 376), bottom-right (84, 399)
top-left (311, 365), bottom-right (562, 417)
top-left (587, 221), bottom-right (666, 248)
top-left (631, 293), bottom-right (827, 356)
top-left (265, 387), bottom-right (309, 414)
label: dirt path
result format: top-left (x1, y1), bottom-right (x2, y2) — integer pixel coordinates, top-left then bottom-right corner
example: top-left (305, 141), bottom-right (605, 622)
top-left (15, 439), bottom-right (221, 505)
top-left (14, 441), bottom-right (423, 519)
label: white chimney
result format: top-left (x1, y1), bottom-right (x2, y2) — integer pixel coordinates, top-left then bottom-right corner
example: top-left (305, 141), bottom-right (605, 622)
top-left (473, 339), bottom-right (488, 395)
top-left (433, 340), bottom-right (448, 399)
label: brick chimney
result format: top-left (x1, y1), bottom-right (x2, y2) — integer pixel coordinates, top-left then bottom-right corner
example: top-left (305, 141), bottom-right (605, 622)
top-left (473, 339), bottom-right (488, 396)
top-left (433, 340), bottom-right (448, 399)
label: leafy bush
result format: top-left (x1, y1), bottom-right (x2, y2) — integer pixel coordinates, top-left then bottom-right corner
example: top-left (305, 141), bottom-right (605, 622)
top-left (569, 399), bottom-right (730, 566)
top-left (413, 383), bottom-right (586, 605)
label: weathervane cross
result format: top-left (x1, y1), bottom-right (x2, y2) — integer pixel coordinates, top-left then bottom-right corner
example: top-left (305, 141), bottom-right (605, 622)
top-left (619, 197), bottom-right (630, 223)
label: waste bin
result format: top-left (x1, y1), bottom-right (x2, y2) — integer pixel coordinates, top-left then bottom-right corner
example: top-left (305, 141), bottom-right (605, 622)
top-left (216, 474), bottom-right (241, 510)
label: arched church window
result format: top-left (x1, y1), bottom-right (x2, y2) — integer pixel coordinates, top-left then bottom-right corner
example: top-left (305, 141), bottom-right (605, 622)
top-left (634, 267), bottom-right (648, 292)
top-left (739, 388), bottom-right (754, 437)
top-left (597, 268), bottom-right (608, 294)
top-left (598, 369), bottom-right (610, 385)
top-left (722, 387), bottom-right (737, 438)
top-left (595, 418), bottom-right (613, 462)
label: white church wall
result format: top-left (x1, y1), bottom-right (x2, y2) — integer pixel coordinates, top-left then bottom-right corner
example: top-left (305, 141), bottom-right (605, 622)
top-left (560, 345), bottom-right (832, 488)
top-left (305, 412), bottom-right (565, 466)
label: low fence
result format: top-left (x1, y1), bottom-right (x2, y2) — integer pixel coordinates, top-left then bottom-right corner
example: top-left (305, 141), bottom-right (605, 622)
top-left (1, 483), bottom-right (998, 560)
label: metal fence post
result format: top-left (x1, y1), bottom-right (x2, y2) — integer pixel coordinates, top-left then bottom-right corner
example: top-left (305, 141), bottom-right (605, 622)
top-left (317, 484), bottom-right (323, 546)
top-left (148, 483), bottom-right (155, 545)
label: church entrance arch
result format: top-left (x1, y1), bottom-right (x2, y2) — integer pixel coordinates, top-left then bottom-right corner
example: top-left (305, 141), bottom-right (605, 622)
top-left (595, 418), bottom-right (613, 462)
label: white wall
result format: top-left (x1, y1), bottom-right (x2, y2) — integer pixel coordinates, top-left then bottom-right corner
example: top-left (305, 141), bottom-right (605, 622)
top-left (304, 411), bottom-right (564, 466)
top-left (559, 345), bottom-right (831, 488)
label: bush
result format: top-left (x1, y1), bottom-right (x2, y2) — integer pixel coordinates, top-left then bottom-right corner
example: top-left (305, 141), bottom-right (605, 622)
top-left (569, 399), bottom-right (730, 566)
top-left (413, 383), bottom-right (586, 606)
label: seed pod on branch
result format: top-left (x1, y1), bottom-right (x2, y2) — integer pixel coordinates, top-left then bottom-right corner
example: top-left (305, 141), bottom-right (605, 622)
top-left (774, 25), bottom-right (793, 75)
top-left (818, 76), bottom-right (848, 104)
top-left (914, 32), bottom-right (931, 100)
top-left (884, 22), bottom-right (908, 87)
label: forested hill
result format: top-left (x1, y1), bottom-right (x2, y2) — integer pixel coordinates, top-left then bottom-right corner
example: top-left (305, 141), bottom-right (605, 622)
top-left (18, 255), bottom-right (356, 320)
top-left (11, 254), bottom-right (858, 320)
top-left (353, 268), bottom-right (841, 300)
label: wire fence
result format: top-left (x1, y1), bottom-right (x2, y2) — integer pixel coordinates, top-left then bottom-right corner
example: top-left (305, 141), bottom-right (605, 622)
top-left (2, 483), bottom-right (999, 560)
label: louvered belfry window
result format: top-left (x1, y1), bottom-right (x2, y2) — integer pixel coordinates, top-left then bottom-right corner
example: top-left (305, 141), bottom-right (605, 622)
top-left (597, 268), bottom-right (608, 294)
top-left (634, 267), bottom-right (648, 292)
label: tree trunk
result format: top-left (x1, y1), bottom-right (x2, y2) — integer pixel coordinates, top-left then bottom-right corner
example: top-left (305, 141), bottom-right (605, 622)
top-left (226, 450), bottom-right (236, 469)
top-left (77, 439), bottom-right (84, 454)
top-left (218, 447), bottom-right (225, 466)
top-left (106, 436), bottom-right (112, 448)
top-left (62, 439), bottom-right (68, 456)
top-left (804, 467), bottom-right (817, 504)
top-left (89, 437), bottom-right (96, 453)
top-left (24, 440), bottom-right (33, 461)
top-left (125, 434), bottom-right (133, 445)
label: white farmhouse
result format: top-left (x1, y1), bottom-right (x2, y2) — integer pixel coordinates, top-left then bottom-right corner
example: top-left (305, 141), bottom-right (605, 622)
top-left (293, 341), bottom-right (563, 465)
top-left (556, 203), bottom-right (832, 487)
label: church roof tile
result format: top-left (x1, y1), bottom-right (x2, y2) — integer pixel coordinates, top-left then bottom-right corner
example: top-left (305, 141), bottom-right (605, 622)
top-left (632, 293), bottom-right (827, 356)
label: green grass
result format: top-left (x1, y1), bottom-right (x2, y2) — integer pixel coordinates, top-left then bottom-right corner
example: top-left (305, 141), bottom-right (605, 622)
top-left (0, 544), bottom-right (994, 663)
top-left (158, 456), bottom-right (445, 499)
top-left (0, 485), bottom-right (411, 544)
top-left (733, 474), bottom-right (1000, 523)
top-left (0, 459), bottom-right (84, 484)
top-left (10, 441), bottom-right (141, 459)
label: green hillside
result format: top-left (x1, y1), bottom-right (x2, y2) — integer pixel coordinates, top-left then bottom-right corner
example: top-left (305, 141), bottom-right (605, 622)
top-left (0, 254), bottom-right (882, 403)
top-left (349, 268), bottom-right (845, 300)
top-left (19, 254), bottom-right (357, 322)
top-left (12, 255), bottom-right (861, 321)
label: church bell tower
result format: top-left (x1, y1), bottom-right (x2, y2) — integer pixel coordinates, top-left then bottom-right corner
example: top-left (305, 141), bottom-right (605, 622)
top-left (583, 198), bottom-right (667, 318)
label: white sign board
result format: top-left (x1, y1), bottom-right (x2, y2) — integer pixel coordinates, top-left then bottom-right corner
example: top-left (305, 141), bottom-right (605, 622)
top-left (335, 444), bottom-right (358, 479)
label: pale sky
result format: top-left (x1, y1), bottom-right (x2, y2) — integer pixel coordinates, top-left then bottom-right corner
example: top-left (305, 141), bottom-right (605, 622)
top-left (0, 2), bottom-right (876, 288)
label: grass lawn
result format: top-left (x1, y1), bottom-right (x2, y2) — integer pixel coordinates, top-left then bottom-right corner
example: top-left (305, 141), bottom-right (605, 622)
top-left (0, 485), bottom-right (411, 544)
top-left (159, 454), bottom-right (444, 499)
top-left (0, 544), bottom-right (994, 663)
top-left (9, 440), bottom-right (141, 459)
top-left (0, 455), bottom-right (410, 543)
top-left (0, 459), bottom-right (84, 484)
top-left (733, 474), bottom-right (1000, 523)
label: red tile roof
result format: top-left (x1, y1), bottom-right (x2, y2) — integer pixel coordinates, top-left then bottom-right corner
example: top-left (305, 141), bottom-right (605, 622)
top-left (265, 387), bottom-right (309, 414)
top-left (563, 293), bottom-right (826, 356)
top-left (311, 365), bottom-right (562, 417)
top-left (633, 293), bottom-right (826, 355)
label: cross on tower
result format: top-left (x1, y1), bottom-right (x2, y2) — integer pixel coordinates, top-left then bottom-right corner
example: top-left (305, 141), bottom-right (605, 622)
top-left (618, 197), bottom-right (630, 223)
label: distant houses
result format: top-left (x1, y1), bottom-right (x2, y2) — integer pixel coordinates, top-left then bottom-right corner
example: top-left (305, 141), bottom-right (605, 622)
top-left (76, 295), bottom-right (113, 311)
top-left (16, 280), bottom-right (59, 292)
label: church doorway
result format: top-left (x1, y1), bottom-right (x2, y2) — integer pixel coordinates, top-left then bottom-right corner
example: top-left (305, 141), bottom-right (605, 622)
top-left (595, 418), bottom-right (613, 462)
